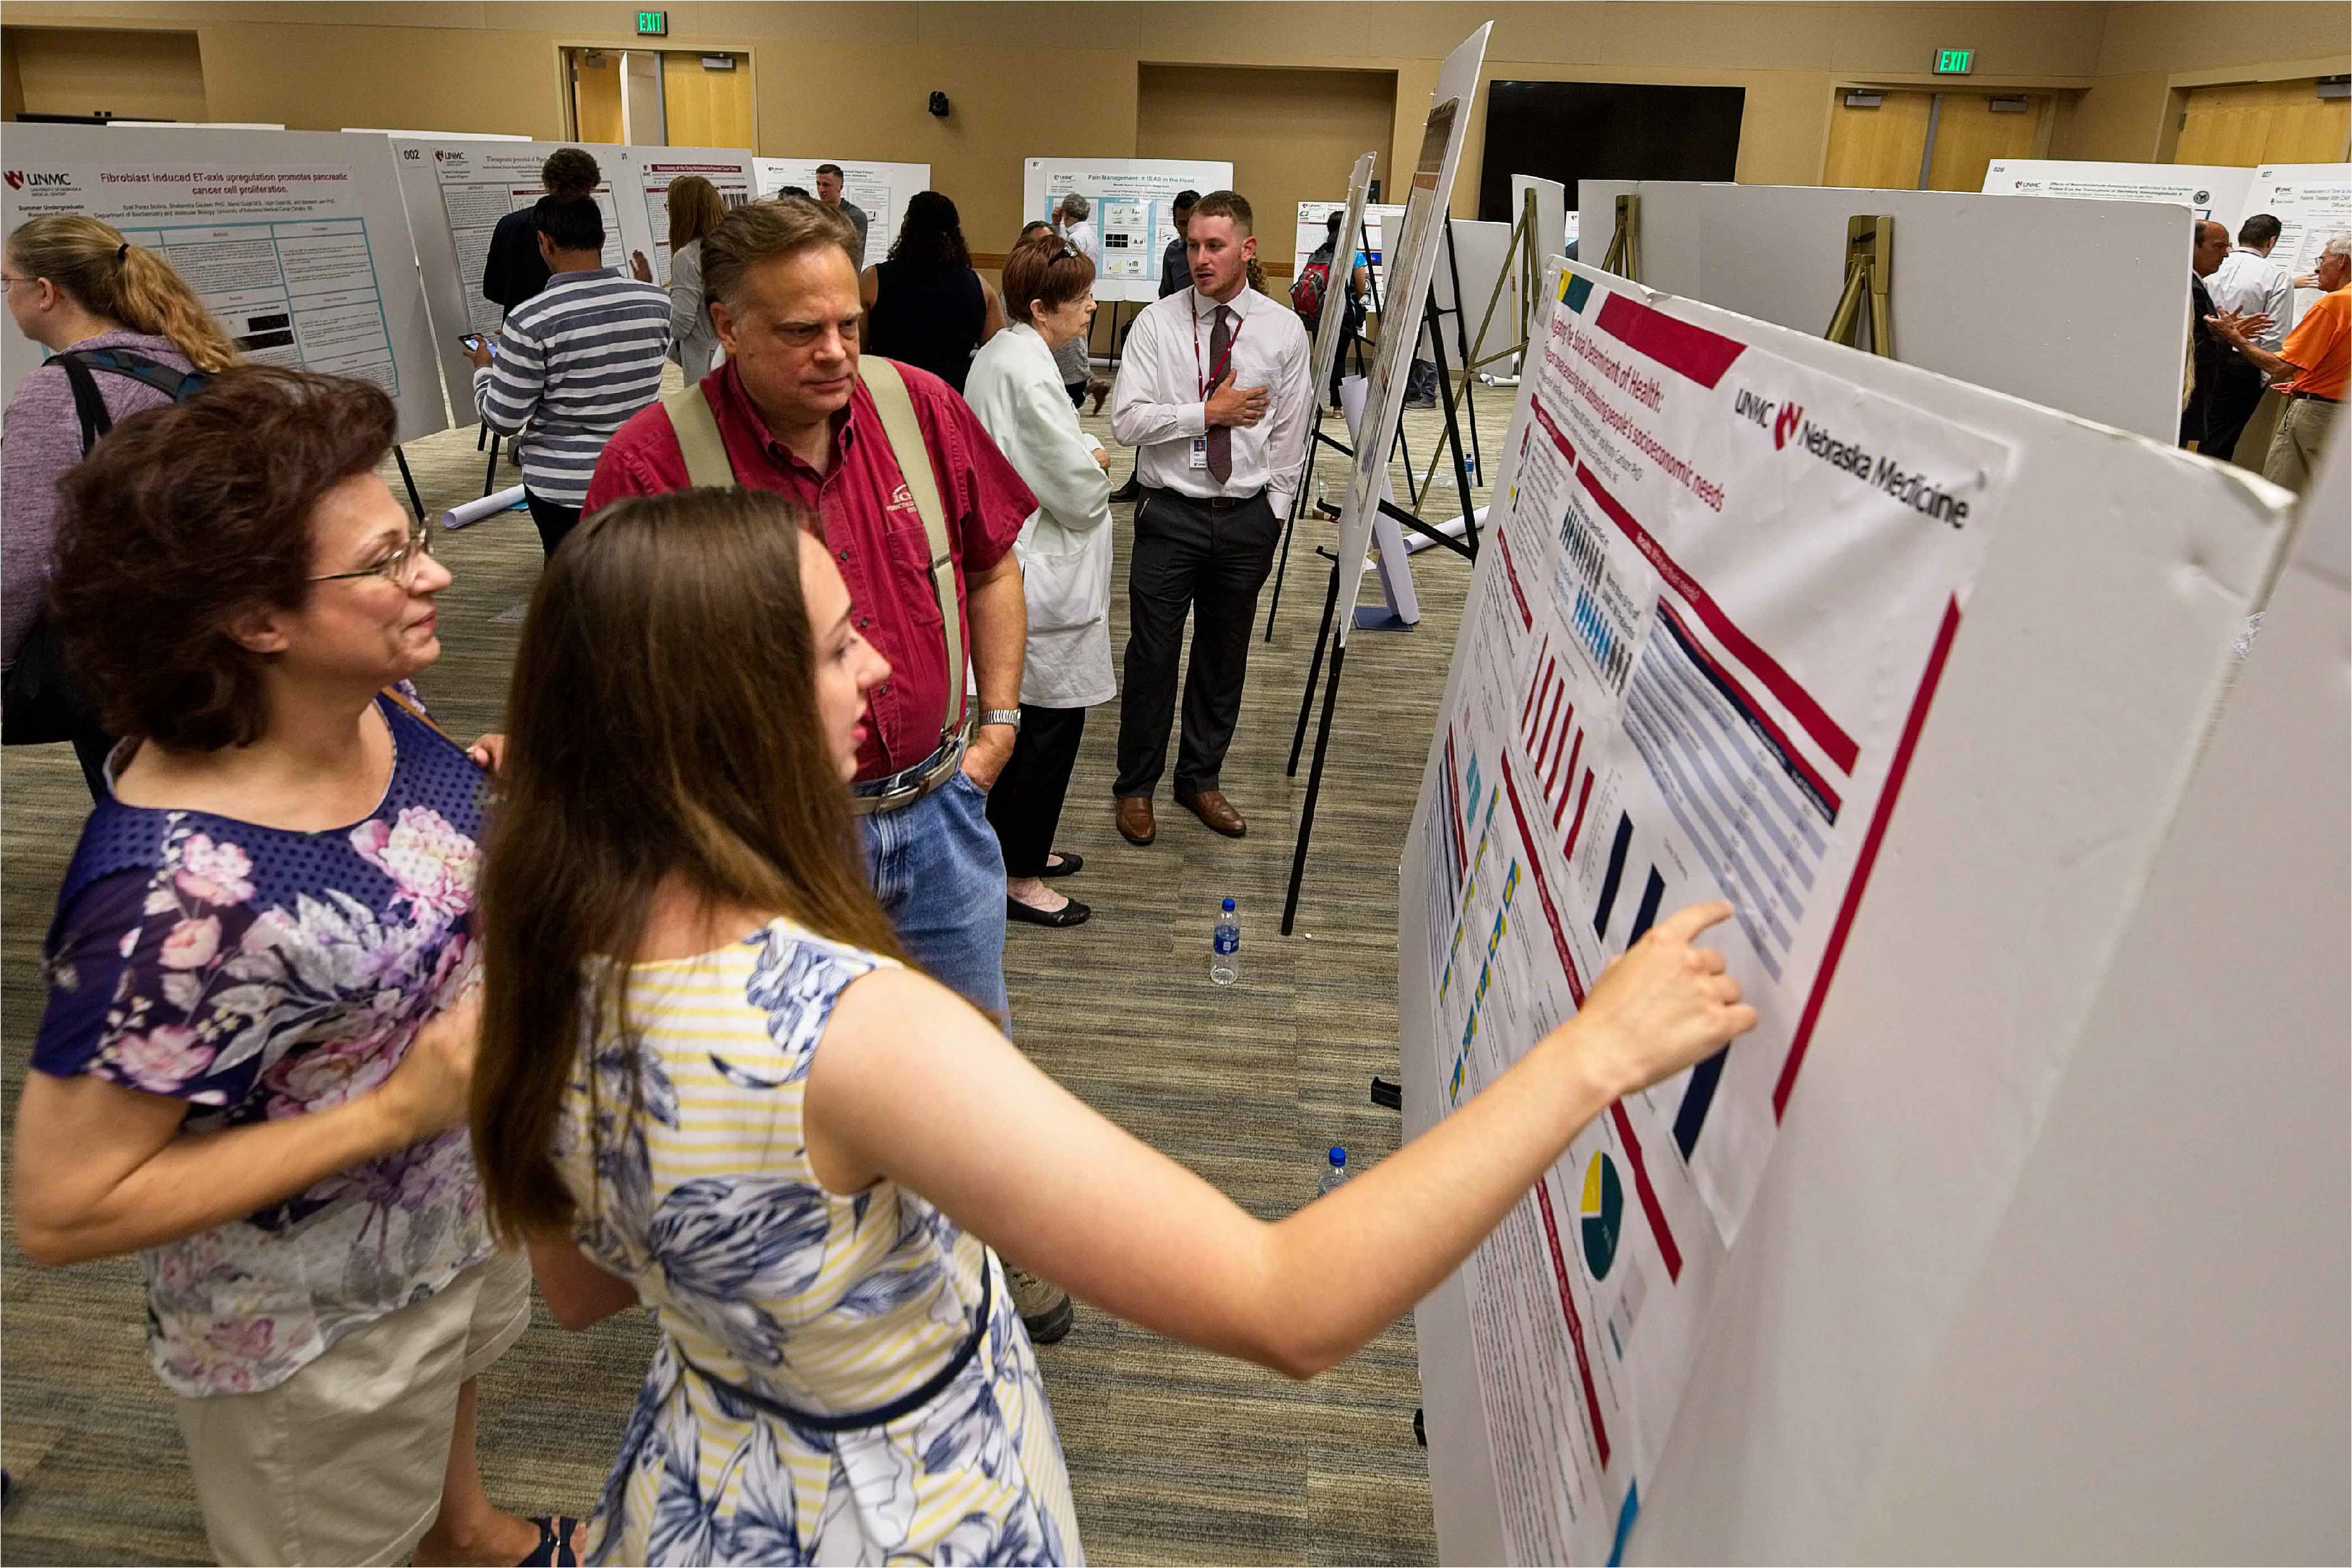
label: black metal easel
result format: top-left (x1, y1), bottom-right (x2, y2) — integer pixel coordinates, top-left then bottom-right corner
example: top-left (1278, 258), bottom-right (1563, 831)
top-left (1279, 282), bottom-right (1483, 935)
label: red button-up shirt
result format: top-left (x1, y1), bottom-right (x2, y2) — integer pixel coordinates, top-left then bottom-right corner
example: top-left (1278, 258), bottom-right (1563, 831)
top-left (585, 359), bottom-right (1036, 781)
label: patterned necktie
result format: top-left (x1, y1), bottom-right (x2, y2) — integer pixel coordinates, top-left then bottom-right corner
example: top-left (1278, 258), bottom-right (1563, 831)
top-left (1206, 305), bottom-right (1234, 485)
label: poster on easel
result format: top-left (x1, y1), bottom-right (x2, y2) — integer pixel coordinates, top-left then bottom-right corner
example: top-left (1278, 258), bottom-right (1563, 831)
top-left (1325, 25), bottom-right (1489, 635)
top-left (1305, 155), bottom-right (1379, 400)
top-left (389, 138), bottom-right (633, 417)
top-left (1, 123), bottom-right (448, 444)
top-left (2238, 162), bottom-right (2352, 324)
top-left (619, 145), bottom-right (757, 286)
top-left (753, 158), bottom-right (932, 269)
top-left (1021, 157), bottom-right (1233, 301)
top-left (1982, 158), bottom-right (2255, 222)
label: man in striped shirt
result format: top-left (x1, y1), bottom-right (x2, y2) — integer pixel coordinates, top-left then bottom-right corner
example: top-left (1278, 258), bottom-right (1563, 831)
top-left (465, 194), bottom-right (670, 556)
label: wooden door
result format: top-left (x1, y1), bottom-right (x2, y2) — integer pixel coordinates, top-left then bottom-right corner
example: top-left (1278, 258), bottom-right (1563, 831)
top-left (1927, 95), bottom-right (2045, 191)
top-left (571, 49), bottom-right (622, 144)
top-left (2176, 79), bottom-right (2351, 165)
top-left (661, 51), bottom-right (753, 150)
top-left (1824, 90), bottom-right (1933, 189)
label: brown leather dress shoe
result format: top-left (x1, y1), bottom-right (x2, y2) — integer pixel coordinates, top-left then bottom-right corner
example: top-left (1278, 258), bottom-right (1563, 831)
top-left (1116, 795), bottom-right (1157, 845)
top-left (1175, 788), bottom-right (1247, 838)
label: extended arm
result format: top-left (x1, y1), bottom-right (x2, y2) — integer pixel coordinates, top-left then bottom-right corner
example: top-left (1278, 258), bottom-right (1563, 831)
top-left (2208, 310), bottom-right (2297, 380)
top-left (11, 998), bottom-right (476, 1267)
top-left (1110, 311), bottom-right (1207, 449)
top-left (809, 904), bottom-right (1751, 1379)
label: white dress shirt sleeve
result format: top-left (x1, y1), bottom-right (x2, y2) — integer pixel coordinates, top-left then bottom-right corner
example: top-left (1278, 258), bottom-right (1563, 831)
top-left (2259, 265), bottom-right (2292, 351)
top-left (1111, 305), bottom-right (1208, 449)
top-left (1260, 313), bottom-right (1315, 514)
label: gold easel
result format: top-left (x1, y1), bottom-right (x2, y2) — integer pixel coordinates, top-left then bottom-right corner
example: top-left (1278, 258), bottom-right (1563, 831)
top-left (1824, 214), bottom-right (1895, 357)
top-left (1600, 193), bottom-right (1641, 283)
top-left (1410, 186), bottom-right (1548, 499)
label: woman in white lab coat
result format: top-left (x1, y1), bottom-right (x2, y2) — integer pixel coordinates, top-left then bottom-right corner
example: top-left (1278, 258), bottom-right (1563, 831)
top-left (965, 234), bottom-right (1113, 928)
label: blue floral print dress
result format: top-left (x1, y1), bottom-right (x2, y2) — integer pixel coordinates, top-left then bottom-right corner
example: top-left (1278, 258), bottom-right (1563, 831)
top-left (555, 918), bottom-right (1084, 1565)
top-left (31, 691), bottom-right (495, 1397)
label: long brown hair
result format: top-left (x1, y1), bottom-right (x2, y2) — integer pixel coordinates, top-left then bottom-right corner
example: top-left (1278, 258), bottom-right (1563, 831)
top-left (471, 488), bottom-right (905, 1242)
top-left (7, 214), bottom-right (238, 372)
top-left (666, 174), bottom-right (726, 255)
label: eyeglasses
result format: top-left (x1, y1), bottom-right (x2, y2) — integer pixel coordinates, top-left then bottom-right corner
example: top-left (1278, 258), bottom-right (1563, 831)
top-left (0, 274), bottom-right (33, 291)
top-left (310, 519), bottom-right (434, 587)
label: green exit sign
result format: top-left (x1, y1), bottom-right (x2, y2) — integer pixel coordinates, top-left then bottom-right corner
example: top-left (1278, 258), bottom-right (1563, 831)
top-left (1935, 48), bottom-right (1973, 75)
top-left (636, 10), bottom-right (667, 36)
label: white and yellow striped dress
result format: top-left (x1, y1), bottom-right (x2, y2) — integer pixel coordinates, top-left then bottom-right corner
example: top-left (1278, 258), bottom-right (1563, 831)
top-left (555, 917), bottom-right (1083, 1565)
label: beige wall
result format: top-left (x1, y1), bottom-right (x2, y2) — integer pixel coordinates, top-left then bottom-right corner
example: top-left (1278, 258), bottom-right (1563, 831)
top-left (0, 1), bottom-right (2342, 238)
top-left (2, 24), bottom-right (207, 123)
top-left (1137, 65), bottom-right (1397, 273)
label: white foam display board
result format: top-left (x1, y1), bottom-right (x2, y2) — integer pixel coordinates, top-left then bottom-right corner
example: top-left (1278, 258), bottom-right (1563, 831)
top-left (1837, 428), bottom-right (2348, 1565)
top-left (1578, 179), bottom-right (2189, 444)
top-left (1404, 256), bottom-right (2301, 1562)
top-left (753, 158), bottom-right (932, 269)
top-left (617, 145), bottom-right (757, 286)
top-left (1326, 24), bottom-right (1488, 640)
top-left (1511, 173), bottom-right (1568, 273)
top-left (1304, 154), bottom-right (1378, 403)
top-left (345, 128), bottom-right (529, 141)
top-left (1022, 157), bottom-right (1232, 301)
top-left (2, 123), bottom-right (448, 444)
top-left (1429, 216), bottom-right (1513, 373)
top-left (1982, 157), bottom-right (2254, 222)
top-left (388, 138), bottom-right (638, 421)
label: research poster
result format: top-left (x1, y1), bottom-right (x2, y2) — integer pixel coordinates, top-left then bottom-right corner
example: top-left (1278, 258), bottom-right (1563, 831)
top-left (622, 145), bottom-right (757, 285)
top-left (1022, 157), bottom-right (1232, 301)
top-left (1414, 258), bottom-right (2012, 1562)
top-left (1295, 197), bottom-right (1406, 305)
top-left (1326, 24), bottom-right (1488, 632)
top-left (1, 123), bottom-right (446, 443)
top-left (2240, 162), bottom-right (2352, 321)
top-left (753, 158), bottom-right (931, 269)
top-left (390, 137), bottom-right (639, 419)
top-left (1982, 158), bottom-right (2254, 222)
top-left (1305, 155), bottom-right (1379, 404)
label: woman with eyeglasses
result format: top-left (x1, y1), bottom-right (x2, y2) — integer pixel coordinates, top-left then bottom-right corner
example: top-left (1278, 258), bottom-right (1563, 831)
top-left (3, 214), bottom-right (237, 797)
top-left (10, 367), bottom-right (582, 1567)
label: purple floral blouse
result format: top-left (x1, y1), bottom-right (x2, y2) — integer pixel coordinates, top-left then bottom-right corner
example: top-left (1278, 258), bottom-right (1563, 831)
top-left (33, 691), bottom-right (495, 1397)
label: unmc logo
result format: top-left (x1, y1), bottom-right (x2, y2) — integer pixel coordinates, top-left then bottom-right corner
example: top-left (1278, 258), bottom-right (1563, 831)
top-left (1773, 401), bottom-right (1804, 451)
top-left (3, 172), bottom-right (21, 190)
top-left (7, 172), bottom-right (70, 191)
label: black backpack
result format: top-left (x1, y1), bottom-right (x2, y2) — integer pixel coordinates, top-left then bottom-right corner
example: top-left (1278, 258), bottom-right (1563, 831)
top-left (3, 348), bottom-right (211, 753)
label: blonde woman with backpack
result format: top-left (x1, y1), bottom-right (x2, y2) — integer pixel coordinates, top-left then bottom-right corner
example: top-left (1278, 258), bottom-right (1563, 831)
top-left (2, 214), bottom-right (236, 796)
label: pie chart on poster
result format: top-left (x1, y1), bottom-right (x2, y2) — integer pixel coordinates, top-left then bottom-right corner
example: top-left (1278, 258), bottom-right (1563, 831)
top-left (1580, 1151), bottom-right (1623, 1280)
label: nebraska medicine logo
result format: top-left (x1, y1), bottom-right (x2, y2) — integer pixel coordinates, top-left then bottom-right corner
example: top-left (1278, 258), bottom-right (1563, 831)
top-left (1733, 386), bottom-right (1804, 449)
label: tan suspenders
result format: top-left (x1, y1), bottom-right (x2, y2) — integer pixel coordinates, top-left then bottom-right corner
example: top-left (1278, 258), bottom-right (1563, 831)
top-left (659, 358), bottom-right (965, 753)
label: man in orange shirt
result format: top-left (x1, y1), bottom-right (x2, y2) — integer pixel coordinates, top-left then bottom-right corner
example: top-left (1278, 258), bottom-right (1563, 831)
top-left (2209, 232), bottom-right (2349, 494)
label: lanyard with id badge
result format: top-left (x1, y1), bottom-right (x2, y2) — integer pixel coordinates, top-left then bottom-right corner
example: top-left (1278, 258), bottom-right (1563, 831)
top-left (1192, 290), bottom-right (1244, 469)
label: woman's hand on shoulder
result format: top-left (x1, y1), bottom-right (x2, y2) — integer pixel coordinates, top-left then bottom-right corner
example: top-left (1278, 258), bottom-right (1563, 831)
top-left (1551, 901), bottom-right (1756, 1100)
top-left (467, 733), bottom-right (507, 776)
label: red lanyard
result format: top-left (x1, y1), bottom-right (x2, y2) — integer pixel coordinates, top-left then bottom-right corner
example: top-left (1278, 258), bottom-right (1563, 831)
top-left (1193, 289), bottom-right (1246, 398)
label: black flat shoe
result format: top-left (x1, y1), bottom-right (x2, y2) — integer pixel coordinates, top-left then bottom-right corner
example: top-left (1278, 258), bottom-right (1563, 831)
top-left (1039, 852), bottom-right (1083, 879)
top-left (1007, 894), bottom-right (1091, 928)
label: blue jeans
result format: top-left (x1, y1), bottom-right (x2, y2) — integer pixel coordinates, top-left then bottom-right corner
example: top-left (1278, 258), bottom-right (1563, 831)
top-left (859, 770), bottom-right (1009, 1023)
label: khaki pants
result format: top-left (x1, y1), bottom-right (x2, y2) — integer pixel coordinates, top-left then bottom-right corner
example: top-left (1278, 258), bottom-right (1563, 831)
top-left (2262, 395), bottom-right (2341, 495)
top-left (172, 1252), bottom-right (532, 1567)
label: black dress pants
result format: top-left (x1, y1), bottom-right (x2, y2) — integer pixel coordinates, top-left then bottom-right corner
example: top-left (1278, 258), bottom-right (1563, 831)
top-left (527, 489), bottom-right (583, 558)
top-left (2203, 358), bottom-right (2269, 463)
top-left (986, 703), bottom-right (1088, 877)
top-left (1114, 488), bottom-right (1281, 799)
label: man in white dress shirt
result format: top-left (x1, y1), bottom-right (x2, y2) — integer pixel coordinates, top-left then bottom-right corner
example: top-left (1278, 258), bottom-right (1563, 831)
top-left (1108, 190), bottom-right (1311, 844)
top-left (1056, 194), bottom-right (1100, 271)
top-left (2205, 212), bottom-right (2294, 461)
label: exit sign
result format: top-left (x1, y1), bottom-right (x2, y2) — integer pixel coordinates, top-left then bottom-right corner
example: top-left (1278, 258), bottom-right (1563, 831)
top-left (1935, 48), bottom-right (1973, 74)
top-left (636, 10), bottom-right (667, 35)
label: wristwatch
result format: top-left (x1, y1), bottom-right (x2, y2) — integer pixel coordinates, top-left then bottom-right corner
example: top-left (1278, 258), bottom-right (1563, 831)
top-left (979, 709), bottom-right (1023, 734)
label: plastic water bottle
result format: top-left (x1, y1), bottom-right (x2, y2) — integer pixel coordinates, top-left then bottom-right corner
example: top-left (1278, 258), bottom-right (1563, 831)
top-left (1318, 1147), bottom-right (1350, 1196)
top-left (1210, 897), bottom-right (1241, 986)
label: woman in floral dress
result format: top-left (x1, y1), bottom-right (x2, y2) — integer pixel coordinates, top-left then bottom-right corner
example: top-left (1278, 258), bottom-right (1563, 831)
top-left (11, 368), bottom-right (577, 1567)
top-left (472, 490), bottom-right (1756, 1565)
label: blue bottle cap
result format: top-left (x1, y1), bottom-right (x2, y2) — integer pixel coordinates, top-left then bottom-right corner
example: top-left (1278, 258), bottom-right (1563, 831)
top-left (1328, 1146), bottom-right (1346, 1165)
top-left (1223, 897), bottom-right (1236, 911)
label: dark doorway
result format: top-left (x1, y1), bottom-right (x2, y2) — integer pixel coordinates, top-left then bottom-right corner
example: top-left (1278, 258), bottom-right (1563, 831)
top-left (1477, 81), bottom-right (1745, 222)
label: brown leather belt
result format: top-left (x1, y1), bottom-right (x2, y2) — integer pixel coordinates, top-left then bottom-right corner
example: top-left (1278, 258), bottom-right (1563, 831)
top-left (2289, 390), bottom-right (2341, 404)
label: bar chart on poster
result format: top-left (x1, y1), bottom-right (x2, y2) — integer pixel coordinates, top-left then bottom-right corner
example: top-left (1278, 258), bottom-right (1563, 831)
top-left (623, 146), bottom-right (757, 283)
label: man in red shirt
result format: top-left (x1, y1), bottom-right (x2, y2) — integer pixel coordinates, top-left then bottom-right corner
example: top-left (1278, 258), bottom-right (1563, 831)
top-left (585, 200), bottom-right (1076, 1340)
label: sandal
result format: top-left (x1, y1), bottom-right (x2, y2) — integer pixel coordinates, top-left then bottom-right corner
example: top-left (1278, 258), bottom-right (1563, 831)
top-left (517, 1517), bottom-right (582, 1567)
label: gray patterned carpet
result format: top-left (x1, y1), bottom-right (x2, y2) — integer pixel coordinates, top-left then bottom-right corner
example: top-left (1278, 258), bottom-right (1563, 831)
top-left (1, 361), bottom-right (1516, 1564)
